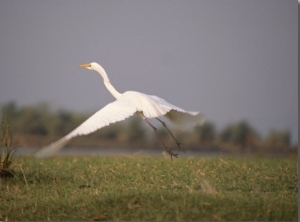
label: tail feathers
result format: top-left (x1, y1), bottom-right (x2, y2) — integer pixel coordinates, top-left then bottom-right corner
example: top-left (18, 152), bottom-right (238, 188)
top-left (34, 137), bottom-right (69, 158)
top-left (165, 110), bottom-right (205, 129)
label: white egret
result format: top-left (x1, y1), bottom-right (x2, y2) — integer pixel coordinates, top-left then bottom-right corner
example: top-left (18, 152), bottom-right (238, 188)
top-left (35, 62), bottom-right (205, 158)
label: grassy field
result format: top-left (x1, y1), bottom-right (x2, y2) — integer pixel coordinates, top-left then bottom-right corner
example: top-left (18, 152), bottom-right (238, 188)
top-left (0, 155), bottom-right (298, 221)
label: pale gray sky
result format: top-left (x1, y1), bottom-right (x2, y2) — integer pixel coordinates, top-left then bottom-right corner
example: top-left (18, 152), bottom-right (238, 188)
top-left (0, 0), bottom-right (298, 142)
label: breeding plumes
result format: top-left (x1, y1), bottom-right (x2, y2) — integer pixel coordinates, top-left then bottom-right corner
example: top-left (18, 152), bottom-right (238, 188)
top-left (35, 62), bottom-right (205, 158)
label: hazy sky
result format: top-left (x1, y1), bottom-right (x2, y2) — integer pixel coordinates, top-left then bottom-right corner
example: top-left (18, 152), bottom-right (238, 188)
top-left (0, 0), bottom-right (298, 142)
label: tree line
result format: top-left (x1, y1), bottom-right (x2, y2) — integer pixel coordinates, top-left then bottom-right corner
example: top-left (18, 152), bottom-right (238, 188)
top-left (1, 101), bottom-right (296, 154)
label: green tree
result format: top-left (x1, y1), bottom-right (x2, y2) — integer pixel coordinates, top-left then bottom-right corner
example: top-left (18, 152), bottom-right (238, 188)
top-left (46, 109), bottom-right (75, 135)
top-left (219, 120), bottom-right (258, 152)
top-left (16, 103), bottom-right (50, 135)
top-left (195, 121), bottom-right (216, 144)
top-left (126, 117), bottom-right (146, 142)
top-left (265, 129), bottom-right (291, 149)
top-left (232, 121), bottom-right (255, 147)
top-left (1, 101), bottom-right (18, 119)
top-left (219, 124), bottom-right (234, 144)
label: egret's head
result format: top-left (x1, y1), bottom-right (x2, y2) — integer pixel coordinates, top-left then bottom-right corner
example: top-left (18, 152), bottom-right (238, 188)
top-left (79, 62), bottom-right (99, 70)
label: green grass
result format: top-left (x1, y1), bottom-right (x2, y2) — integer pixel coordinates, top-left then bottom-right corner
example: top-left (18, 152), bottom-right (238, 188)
top-left (0, 115), bottom-right (16, 178)
top-left (0, 155), bottom-right (298, 221)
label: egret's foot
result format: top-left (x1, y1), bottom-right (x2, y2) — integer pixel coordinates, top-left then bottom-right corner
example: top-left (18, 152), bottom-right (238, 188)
top-left (165, 147), bottom-right (178, 160)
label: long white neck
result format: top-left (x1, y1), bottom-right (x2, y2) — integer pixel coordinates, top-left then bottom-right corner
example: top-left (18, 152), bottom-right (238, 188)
top-left (93, 63), bottom-right (122, 99)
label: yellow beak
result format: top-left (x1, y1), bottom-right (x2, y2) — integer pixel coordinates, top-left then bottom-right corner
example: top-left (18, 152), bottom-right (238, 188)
top-left (79, 63), bottom-right (91, 69)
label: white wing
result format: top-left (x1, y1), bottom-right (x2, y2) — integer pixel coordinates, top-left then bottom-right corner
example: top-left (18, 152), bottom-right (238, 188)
top-left (149, 95), bottom-right (205, 128)
top-left (123, 91), bottom-right (205, 126)
top-left (35, 91), bottom-right (204, 158)
top-left (35, 97), bottom-right (137, 158)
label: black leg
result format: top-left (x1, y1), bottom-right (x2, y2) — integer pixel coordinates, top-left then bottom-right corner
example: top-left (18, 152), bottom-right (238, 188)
top-left (155, 117), bottom-right (184, 152)
top-left (137, 112), bottom-right (178, 159)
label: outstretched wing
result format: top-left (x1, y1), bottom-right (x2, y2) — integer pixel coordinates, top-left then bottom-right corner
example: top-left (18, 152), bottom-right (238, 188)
top-left (149, 95), bottom-right (205, 128)
top-left (35, 97), bottom-right (137, 158)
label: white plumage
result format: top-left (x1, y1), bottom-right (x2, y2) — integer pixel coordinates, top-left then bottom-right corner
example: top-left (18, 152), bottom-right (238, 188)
top-left (35, 62), bottom-right (205, 158)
